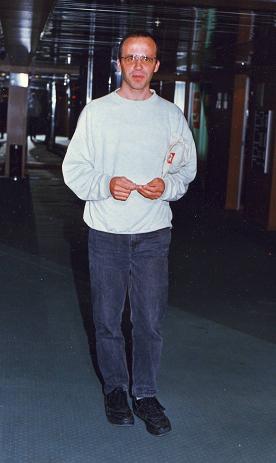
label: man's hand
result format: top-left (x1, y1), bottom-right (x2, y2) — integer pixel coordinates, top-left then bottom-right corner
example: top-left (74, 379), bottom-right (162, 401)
top-left (110, 176), bottom-right (136, 201)
top-left (136, 178), bottom-right (165, 200)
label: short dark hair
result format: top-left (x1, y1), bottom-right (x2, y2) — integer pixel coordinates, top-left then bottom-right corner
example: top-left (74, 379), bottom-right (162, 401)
top-left (118, 31), bottom-right (159, 59)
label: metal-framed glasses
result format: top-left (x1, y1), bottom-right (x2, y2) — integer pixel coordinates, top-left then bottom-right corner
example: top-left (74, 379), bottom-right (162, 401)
top-left (120, 54), bottom-right (157, 65)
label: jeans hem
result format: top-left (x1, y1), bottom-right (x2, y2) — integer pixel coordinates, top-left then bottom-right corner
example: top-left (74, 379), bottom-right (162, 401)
top-left (132, 390), bottom-right (157, 398)
top-left (104, 384), bottom-right (129, 395)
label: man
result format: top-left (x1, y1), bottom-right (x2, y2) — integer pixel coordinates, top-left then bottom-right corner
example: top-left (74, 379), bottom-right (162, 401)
top-left (62, 31), bottom-right (197, 436)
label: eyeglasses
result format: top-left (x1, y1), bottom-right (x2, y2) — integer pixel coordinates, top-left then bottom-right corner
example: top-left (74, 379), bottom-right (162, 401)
top-left (120, 54), bottom-right (157, 65)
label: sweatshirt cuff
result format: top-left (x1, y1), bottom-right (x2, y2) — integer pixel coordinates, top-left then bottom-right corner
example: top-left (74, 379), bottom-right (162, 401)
top-left (161, 177), bottom-right (170, 201)
top-left (102, 174), bottom-right (112, 198)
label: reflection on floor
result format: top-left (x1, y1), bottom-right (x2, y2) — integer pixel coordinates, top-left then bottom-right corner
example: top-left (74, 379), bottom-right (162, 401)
top-left (1, 144), bottom-right (276, 463)
top-left (0, 136), bottom-right (69, 172)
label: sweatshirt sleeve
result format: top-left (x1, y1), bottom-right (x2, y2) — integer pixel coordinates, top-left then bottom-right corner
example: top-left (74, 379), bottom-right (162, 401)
top-left (62, 107), bottom-right (112, 201)
top-left (161, 111), bottom-right (197, 202)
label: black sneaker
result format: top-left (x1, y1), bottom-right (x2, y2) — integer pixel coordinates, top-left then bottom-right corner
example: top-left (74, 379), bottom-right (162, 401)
top-left (133, 397), bottom-right (172, 436)
top-left (104, 388), bottom-right (134, 426)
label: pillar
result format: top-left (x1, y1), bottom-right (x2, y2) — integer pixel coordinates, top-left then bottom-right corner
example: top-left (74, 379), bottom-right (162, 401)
top-left (267, 114), bottom-right (276, 230)
top-left (5, 72), bottom-right (29, 178)
top-left (225, 75), bottom-right (249, 210)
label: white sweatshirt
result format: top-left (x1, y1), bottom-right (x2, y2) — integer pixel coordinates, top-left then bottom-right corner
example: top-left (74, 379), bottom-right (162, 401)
top-left (62, 90), bottom-right (197, 234)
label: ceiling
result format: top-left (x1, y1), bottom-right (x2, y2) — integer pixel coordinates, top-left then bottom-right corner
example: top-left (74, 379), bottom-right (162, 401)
top-left (0, 0), bottom-right (56, 66)
top-left (0, 0), bottom-right (276, 77)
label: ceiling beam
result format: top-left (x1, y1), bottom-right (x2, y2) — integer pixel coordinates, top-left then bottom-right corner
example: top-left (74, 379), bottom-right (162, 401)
top-left (150, 0), bottom-right (276, 12)
top-left (0, 63), bottom-right (79, 75)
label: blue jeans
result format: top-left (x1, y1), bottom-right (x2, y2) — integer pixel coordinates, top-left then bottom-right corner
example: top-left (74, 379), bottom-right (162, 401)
top-left (88, 227), bottom-right (171, 397)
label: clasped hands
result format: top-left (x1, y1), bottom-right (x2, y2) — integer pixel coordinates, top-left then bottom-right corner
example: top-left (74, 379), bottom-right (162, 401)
top-left (110, 176), bottom-right (165, 201)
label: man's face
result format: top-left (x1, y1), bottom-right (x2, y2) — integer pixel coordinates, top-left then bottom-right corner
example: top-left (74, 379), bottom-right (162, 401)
top-left (117, 37), bottom-right (160, 93)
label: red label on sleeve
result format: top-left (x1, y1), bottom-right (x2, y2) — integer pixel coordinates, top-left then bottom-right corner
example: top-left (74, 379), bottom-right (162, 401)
top-left (167, 152), bottom-right (175, 164)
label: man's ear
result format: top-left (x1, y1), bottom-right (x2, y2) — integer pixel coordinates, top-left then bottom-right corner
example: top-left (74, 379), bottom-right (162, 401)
top-left (154, 60), bottom-right (160, 74)
top-left (117, 59), bottom-right (121, 71)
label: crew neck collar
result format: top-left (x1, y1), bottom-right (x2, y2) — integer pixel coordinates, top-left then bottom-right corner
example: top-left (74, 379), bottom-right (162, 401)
top-left (113, 89), bottom-right (157, 103)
